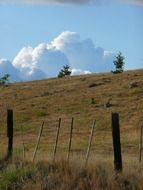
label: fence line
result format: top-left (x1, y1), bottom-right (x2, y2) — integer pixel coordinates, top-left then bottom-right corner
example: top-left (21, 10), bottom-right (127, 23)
top-left (0, 109), bottom-right (131, 172)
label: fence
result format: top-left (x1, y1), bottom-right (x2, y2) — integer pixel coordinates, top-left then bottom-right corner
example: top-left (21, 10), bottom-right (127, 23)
top-left (0, 109), bottom-right (142, 172)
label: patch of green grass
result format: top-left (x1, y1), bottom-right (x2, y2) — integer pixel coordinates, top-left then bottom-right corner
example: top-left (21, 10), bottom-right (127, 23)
top-left (91, 97), bottom-right (96, 104)
top-left (36, 111), bottom-right (47, 117)
top-left (15, 113), bottom-right (31, 123)
top-left (130, 87), bottom-right (143, 96)
top-left (0, 165), bottom-right (35, 190)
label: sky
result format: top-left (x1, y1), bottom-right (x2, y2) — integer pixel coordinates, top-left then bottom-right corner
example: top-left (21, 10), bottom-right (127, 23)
top-left (0, 0), bottom-right (143, 81)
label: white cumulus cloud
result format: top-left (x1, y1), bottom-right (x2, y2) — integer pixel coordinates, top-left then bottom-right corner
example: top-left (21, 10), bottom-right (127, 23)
top-left (49, 31), bottom-right (114, 72)
top-left (13, 42), bottom-right (69, 79)
top-left (71, 68), bottom-right (91, 76)
top-left (1, 31), bottom-right (115, 82)
top-left (12, 31), bottom-right (114, 81)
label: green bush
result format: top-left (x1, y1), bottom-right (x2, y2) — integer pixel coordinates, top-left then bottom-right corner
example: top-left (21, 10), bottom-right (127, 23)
top-left (0, 74), bottom-right (10, 85)
top-left (58, 65), bottom-right (71, 78)
top-left (111, 52), bottom-right (125, 74)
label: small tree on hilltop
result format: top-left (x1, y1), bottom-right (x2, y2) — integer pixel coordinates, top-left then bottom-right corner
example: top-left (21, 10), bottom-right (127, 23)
top-left (112, 52), bottom-right (125, 74)
top-left (0, 74), bottom-right (10, 85)
top-left (58, 65), bottom-right (71, 78)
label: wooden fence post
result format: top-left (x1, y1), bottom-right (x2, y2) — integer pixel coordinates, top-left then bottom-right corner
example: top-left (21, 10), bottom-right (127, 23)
top-left (6, 109), bottom-right (13, 161)
top-left (21, 125), bottom-right (25, 161)
top-left (32, 122), bottom-right (44, 162)
top-left (139, 126), bottom-right (143, 163)
top-left (53, 118), bottom-right (61, 162)
top-left (67, 117), bottom-right (74, 162)
top-left (85, 120), bottom-right (96, 167)
top-left (111, 113), bottom-right (122, 172)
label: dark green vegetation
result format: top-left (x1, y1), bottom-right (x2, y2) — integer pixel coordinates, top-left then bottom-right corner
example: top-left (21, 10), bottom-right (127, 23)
top-left (112, 52), bottom-right (125, 74)
top-left (0, 74), bottom-right (10, 85)
top-left (58, 64), bottom-right (71, 78)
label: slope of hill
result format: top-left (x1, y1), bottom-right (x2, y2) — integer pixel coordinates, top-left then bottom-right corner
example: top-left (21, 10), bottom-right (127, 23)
top-left (0, 69), bottom-right (143, 160)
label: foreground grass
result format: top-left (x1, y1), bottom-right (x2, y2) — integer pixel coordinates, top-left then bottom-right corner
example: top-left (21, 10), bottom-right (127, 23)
top-left (0, 159), bottom-right (143, 190)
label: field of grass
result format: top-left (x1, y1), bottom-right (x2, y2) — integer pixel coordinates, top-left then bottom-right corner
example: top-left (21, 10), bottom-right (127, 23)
top-left (0, 69), bottom-right (143, 189)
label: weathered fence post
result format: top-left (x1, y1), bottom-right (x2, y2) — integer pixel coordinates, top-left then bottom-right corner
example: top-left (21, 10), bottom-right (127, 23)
top-left (53, 118), bottom-right (61, 162)
top-left (67, 117), bottom-right (74, 162)
top-left (85, 120), bottom-right (96, 167)
top-left (6, 109), bottom-right (13, 161)
top-left (32, 122), bottom-right (44, 162)
top-left (21, 125), bottom-right (25, 161)
top-left (111, 113), bottom-right (122, 172)
top-left (139, 126), bottom-right (143, 163)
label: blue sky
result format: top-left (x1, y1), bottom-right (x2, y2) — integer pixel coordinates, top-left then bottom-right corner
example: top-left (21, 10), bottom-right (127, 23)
top-left (0, 0), bottom-right (143, 81)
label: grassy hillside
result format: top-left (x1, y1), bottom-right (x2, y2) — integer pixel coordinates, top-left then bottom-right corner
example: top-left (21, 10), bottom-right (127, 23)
top-left (0, 69), bottom-right (143, 161)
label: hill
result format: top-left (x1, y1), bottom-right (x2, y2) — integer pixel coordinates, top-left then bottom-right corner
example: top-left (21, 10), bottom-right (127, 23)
top-left (0, 69), bottom-right (143, 160)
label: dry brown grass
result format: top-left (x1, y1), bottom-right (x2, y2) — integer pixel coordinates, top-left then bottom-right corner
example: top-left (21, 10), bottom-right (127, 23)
top-left (0, 158), bottom-right (143, 190)
top-left (0, 69), bottom-right (143, 161)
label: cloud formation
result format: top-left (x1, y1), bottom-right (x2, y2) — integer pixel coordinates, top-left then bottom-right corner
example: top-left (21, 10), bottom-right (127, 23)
top-left (0, 0), bottom-right (142, 5)
top-left (49, 31), bottom-right (114, 72)
top-left (71, 68), bottom-right (91, 76)
top-left (1, 31), bottom-right (114, 82)
top-left (12, 42), bottom-right (69, 80)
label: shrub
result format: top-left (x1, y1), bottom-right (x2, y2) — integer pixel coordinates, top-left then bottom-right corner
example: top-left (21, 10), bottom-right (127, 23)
top-left (111, 52), bottom-right (125, 74)
top-left (58, 65), bottom-right (71, 78)
top-left (0, 74), bottom-right (10, 85)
